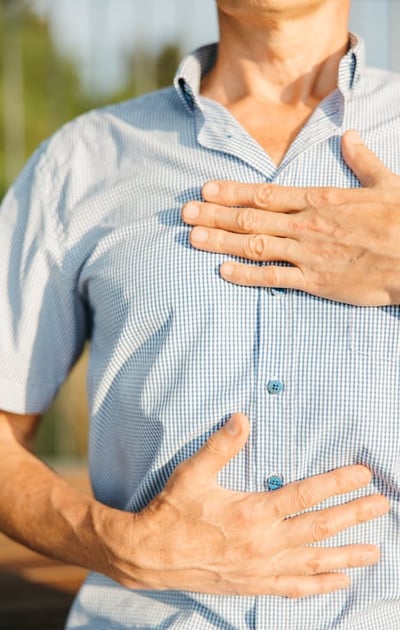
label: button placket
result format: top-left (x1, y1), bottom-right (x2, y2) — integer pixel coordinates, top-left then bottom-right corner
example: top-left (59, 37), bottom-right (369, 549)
top-left (253, 285), bottom-right (290, 495)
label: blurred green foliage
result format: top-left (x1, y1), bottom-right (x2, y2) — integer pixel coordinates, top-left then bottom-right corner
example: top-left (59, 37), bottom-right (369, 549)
top-left (0, 2), bottom-right (181, 457)
top-left (0, 3), bottom-right (180, 199)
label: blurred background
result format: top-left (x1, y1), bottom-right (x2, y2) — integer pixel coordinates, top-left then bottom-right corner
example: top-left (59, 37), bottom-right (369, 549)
top-left (0, 0), bottom-right (399, 462)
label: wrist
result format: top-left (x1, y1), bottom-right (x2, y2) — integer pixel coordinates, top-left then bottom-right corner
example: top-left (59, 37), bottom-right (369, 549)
top-left (92, 502), bottom-right (147, 588)
top-left (48, 481), bottom-right (107, 571)
top-left (97, 500), bottom-right (173, 590)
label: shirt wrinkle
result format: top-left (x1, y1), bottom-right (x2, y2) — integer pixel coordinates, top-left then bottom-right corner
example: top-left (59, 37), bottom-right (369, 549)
top-left (1, 38), bottom-right (400, 630)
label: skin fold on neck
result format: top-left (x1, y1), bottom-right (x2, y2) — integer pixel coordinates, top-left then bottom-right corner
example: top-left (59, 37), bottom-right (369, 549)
top-left (200, 0), bottom-right (352, 166)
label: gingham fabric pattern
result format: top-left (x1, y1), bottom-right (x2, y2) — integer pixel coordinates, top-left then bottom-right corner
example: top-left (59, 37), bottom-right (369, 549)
top-left (1, 35), bottom-right (400, 629)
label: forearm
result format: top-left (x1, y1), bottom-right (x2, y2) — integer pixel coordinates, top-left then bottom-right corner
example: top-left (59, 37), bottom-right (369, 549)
top-left (0, 415), bottom-right (109, 573)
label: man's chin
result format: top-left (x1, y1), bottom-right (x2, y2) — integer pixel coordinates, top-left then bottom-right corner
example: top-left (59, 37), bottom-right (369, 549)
top-left (217, 0), bottom-right (336, 22)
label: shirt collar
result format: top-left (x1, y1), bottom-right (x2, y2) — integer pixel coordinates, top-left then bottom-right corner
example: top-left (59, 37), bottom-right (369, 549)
top-left (173, 44), bottom-right (217, 113)
top-left (337, 32), bottom-right (366, 96)
top-left (174, 33), bottom-right (366, 113)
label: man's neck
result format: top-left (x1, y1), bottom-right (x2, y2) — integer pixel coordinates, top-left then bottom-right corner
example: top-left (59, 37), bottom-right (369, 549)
top-left (201, 1), bottom-right (351, 107)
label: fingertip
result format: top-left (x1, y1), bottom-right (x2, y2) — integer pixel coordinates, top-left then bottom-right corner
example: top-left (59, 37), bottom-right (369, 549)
top-left (341, 130), bottom-right (364, 163)
top-left (364, 544), bottom-right (381, 564)
top-left (342, 129), bottom-right (364, 147)
top-left (220, 261), bottom-right (235, 279)
top-left (182, 202), bottom-right (200, 222)
top-left (351, 464), bottom-right (373, 485)
top-left (374, 495), bottom-right (391, 516)
top-left (234, 412), bottom-right (250, 425)
top-left (202, 181), bottom-right (220, 200)
top-left (224, 413), bottom-right (249, 436)
top-left (191, 227), bottom-right (209, 244)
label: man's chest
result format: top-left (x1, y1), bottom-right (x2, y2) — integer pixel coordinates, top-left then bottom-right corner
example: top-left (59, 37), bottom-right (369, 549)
top-left (76, 124), bottom-right (400, 346)
top-left (79, 115), bottom-right (400, 518)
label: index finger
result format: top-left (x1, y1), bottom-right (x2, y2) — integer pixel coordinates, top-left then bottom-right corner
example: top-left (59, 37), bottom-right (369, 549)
top-left (201, 181), bottom-right (375, 212)
top-left (270, 465), bottom-right (373, 519)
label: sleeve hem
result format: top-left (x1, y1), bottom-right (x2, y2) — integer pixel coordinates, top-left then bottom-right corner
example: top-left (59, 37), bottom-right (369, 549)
top-left (0, 373), bottom-right (57, 415)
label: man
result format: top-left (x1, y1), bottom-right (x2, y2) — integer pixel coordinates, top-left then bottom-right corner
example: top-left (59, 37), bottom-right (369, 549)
top-left (0, 0), bottom-right (397, 628)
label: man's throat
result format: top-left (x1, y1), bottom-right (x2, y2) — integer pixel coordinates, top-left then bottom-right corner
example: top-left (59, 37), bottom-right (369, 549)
top-left (225, 96), bottom-right (323, 167)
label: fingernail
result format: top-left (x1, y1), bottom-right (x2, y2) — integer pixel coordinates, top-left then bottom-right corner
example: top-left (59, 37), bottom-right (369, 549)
top-left (203, 182), bottom-right (220, 198)
top-left (364, 548), bottom-right (380, 563)
top-left (353, 466), bottom-right (371, 484)
top-left (346, 130), bottom-right (364, 145)
top-left (221, 262), bottom-right (234, 277)
top-left (191, 228), bottom-right (208, 243)
top-left (183, 202), bottom-right (200, 220)
top-left (225, 415), bottom-right (240, 436)
top-left (372, 497), bottom-right (390, 517)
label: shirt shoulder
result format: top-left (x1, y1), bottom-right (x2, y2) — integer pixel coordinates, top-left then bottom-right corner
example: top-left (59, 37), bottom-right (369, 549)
top-left (357, 66), bottom-right (400, 110)
top-left (32, 87), bottom-right (189, 225)
top-left (43, 86), bottom-right (183, 172)
top-left (348, 66), bottom-right (400, 137)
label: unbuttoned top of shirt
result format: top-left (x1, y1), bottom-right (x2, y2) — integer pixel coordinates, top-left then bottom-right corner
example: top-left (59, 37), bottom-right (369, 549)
top-left (1, 35), bottom-right (400, 630)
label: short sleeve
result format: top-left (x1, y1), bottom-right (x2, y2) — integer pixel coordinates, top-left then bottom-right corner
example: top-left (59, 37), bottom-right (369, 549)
top-left (0, 143), bottom-right (89, 414)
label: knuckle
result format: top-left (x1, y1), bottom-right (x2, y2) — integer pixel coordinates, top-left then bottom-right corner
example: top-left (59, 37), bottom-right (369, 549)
top-left (304, 189), bottom-right (320, 209)
top-left (355, 497), bottom-right (386, 523)
top-left (321, 188), bottom-right (341, 206)
top-left (242, 265), bottom-right (255, 285)
top-left (328, 469), bottom-right (349, 494)
top-left (287, 585), bottom-right (302, 599)
top-left (294, 483), bottom-right (317, 511)
top-left (310, 518), bottom-right (332, 542)
top-left (205, 433), bottom-right (226, 457)
top-left (304, 214), bottom-right (322, 233)
top-left (237, 208), bottom-right (260, 232)
top-left (288, 217), bottom-right (304, 234)
top-left (309, 270), bottom-right (334, 292)
top-left (264, 266), bottom-right (280, 287)
top-left (305, 554), bottom-right (322, 575)
top-left (268, 554), bottom-right (283, 575)
top-left (244, 235), bottom-right (268, 259)
top-left (210, 204), bottom-right (222, 228)
top-left (306, 187), bottom-right (340, 207)
top-left (214, 229), bottom-right (225, 250)
top-left (269, 499), bottom-right (283, 521)
top-left (254, 184), bottom-right (274, 208)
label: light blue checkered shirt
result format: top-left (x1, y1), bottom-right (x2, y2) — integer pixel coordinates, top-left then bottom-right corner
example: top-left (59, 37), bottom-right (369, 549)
top-left (1, 34), bottom-right (400, 629)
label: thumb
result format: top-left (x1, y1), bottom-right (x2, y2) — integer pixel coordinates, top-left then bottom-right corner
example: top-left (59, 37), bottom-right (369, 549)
top-left (341, 129), bottom-right (394, 188)
top-left (187, 413), bottom-right (250, 481)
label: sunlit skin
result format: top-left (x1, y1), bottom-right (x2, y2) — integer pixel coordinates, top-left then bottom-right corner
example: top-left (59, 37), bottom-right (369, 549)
top-left (218, 0), bottom-right (340, 19)
top-left (202, 0), bottom-right (350, 118)
top-left (181, 0), bottom-right (400, 306)
top-left (200, 1), bottom-right (349, 167)
top-left (0, 0), bottom-right (392, 609)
